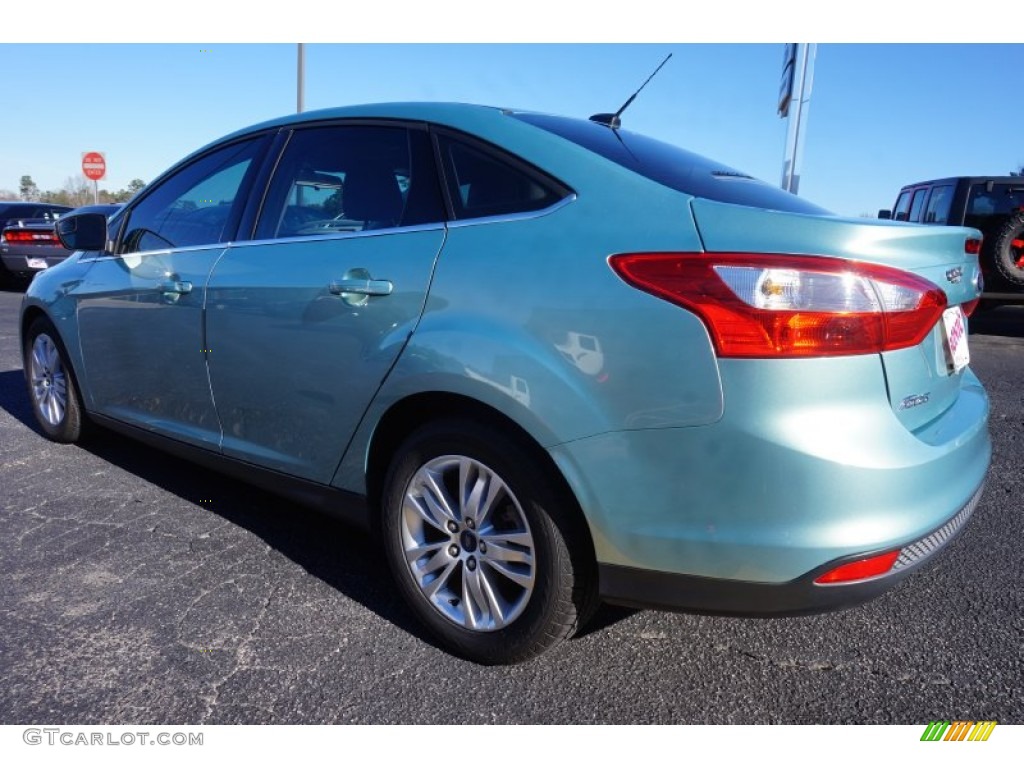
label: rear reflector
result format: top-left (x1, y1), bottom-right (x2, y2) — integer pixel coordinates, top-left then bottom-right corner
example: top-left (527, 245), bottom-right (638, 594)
top-left (814, 550), bottom-right (900, 584)
top-left (609, 253), bottom-right (947, 358)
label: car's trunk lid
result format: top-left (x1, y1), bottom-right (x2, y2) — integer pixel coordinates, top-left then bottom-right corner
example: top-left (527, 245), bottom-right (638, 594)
top-left (690, 198), bottom-right (983, 432)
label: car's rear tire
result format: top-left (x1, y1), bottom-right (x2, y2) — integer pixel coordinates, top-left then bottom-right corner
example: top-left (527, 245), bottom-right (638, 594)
top-left (23, 316), bottom-right (85, 443)
top-left (381, 419), bottom-right (596, 664)
top-left (989, 210), bottom-right (1024, 287)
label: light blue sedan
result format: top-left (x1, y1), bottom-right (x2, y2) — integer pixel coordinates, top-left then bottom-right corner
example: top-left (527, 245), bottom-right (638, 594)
top-left (21, 103), bottom-right (990, 664)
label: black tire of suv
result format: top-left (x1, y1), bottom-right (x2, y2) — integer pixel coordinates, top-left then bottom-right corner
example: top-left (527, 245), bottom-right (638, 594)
top-left (989, 210), bottom-right (1024, 287)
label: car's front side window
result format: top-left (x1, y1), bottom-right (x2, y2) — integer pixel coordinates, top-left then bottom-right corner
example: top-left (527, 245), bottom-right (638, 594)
top-left (255, 124), bottom-right (443, 240)
top-left (117, 139), bottom-right (263, 255)
top-left (892, 191), bottom-right (913, 221)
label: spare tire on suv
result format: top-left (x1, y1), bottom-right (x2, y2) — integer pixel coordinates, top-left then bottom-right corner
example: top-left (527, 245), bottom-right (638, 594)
top-left (988, 209), bottom-right (1024, 286)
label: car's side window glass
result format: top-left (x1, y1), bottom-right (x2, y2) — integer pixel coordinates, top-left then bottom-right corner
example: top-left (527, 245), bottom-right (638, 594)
top-left (118, 139), bottom-right (261, 255)
top-left (922, 184), bottom-right (954, 224)
top-left (437, 134), bottom-right (568, 220)
top-left (892, 190), bottom-right (912, 221)
top-left (256, 125), bottom-right (443, 240)
top-left (908, 188), bottom-right (928, 223)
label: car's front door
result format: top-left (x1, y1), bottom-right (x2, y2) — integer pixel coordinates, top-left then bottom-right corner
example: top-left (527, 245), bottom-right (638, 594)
top-left (75, 137), bottom-right (268, 449)
top-left (204, 123), bottom-right (446, 483)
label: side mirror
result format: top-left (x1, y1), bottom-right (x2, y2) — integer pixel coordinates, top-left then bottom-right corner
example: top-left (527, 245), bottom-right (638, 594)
top-left (877, 209), bottom-right (892, 220)
top-left (55, 213), bottom-right (107, 251)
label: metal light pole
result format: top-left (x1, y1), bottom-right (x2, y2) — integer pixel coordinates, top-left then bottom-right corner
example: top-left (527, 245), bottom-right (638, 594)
top-left (779, 43), bottom-right (816, 195)
top-left (297, 43), bottom-right (305, 113)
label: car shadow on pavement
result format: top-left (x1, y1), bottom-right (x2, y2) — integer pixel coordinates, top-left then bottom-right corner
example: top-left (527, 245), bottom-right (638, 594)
top-left (81, 426), bottom-right (452, 650)
top-left (0, 369), bottom-right (34, 428)
top-left (969, 305), bottom-right (1024, 337)
top-left (0, 367), bottom-right (635, 655)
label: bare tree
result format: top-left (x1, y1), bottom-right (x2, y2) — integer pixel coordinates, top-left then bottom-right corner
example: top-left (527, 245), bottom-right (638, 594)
top-left (19, 175), bottom-right (40, 201)
top-left (62, 176), bottom-right (94, 207)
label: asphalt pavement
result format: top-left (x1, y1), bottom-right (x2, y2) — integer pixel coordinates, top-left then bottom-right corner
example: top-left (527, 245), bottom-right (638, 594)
top-left (1, 286), bottom-right (1022, 724)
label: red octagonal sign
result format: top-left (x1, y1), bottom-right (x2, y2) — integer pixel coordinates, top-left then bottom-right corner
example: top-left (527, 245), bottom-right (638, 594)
top-left (82, 152), bottom-right (106, 181)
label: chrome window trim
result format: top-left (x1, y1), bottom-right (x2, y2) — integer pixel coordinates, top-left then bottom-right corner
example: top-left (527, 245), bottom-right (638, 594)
top-left (446, 193), bottom-right (576, 229)
top-left (228, 221), bottom-right (446, 250)
top-left (84, 242), bottom-right (231, 262)
top-left (81, 194), bottom-right (573, 260)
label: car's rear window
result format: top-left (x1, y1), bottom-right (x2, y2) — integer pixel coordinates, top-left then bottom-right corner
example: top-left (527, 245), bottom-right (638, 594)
top-left (512, 112), bottom-right (831, 215)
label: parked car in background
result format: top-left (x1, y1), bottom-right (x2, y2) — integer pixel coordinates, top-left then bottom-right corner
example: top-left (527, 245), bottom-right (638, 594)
top-left (1, 204), bottom-right (120, 286)
top-left (0, 202), bottom-right (72, 286)
top-left (22, 103), bottom-right (991, 663)
top-left (879, 176), bottom-right (1024, 306)
top-left (0, 201), bottom-right (71, 231)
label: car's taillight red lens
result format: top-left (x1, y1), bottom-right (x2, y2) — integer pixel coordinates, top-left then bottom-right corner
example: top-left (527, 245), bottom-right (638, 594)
top-left (814, 550), bottom-right (900, 584)
top-left (2, 230), bottom-right (58, 244)
top-left (965, 238), bottom-right (982, 255)
top-left (609, 253), bottom-right (947, 358)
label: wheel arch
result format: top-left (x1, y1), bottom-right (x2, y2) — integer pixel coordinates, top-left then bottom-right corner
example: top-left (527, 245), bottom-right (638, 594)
top-left (363, 391), bottom-right (597, 566)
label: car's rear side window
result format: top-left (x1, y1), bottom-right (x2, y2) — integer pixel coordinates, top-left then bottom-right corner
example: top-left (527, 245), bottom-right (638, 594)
top-left (512, 112), bottom-right (830, 215)
top-left (923, 185), bottom-right (954, 223)
top-left (435, 133), bottom-right (570, 221)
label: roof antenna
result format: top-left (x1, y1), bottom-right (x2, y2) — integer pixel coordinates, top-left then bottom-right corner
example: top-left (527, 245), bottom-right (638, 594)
top-left (590, 53), bottom-right (672, 130)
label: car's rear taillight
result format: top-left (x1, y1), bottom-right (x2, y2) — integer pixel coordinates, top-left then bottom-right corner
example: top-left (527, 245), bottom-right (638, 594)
top-left (965, 238), bottom-right (982, 255)
top-left (609, 253), bottom-right (947, 358)
top-left (2, 230), bottom-right (59, 244)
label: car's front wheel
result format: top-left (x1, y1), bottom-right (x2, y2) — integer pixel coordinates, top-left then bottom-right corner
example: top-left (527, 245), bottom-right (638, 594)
top-left (23, 316), bottom-right (85, 443)
top-left (381, 420), bottom-right (595, 664)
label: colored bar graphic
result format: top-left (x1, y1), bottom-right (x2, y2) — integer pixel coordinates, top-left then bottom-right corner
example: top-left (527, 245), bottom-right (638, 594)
top-left (920, 720), bottom-right (996, 741)
top-left (944, 721), bottom-right (972, 741)
top-left (968, 721), bottom-right (997, 742)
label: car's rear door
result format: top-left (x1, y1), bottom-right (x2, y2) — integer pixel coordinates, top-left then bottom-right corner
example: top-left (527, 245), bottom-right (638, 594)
top-left (75, 136), bottom-right (269, 449)
top-left (204, 123), bottom-right (446, 483)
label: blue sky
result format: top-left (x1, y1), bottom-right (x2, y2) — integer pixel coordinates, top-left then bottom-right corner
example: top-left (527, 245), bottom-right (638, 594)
top-left (3, 42), bottom-right (1022, 216)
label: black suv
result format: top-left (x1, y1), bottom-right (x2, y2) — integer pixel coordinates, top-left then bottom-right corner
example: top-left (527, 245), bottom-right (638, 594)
top-left (880, 177), bottom-right (1024, 303)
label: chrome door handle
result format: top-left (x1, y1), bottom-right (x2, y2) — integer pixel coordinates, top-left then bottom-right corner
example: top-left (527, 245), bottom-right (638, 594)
top-left (158, 279), bottom-right (193, 295)
top-left (329, 278), bottom-right (393, 297)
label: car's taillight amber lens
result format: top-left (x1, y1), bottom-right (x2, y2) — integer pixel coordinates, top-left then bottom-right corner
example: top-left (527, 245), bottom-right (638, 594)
top-left (609, 253), bottom-right (948, 358)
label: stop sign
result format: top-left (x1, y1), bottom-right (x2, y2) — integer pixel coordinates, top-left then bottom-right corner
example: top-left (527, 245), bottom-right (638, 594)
top-left (82, 152), bottom-right (106, 181)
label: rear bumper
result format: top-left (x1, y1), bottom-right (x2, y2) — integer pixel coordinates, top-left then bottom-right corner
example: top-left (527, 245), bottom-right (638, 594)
top-left (549, 354), bottom-right (991, 596)
top-left (1, 248), bottom-right (70, 277)
top-left (598, 483), bottom-right (984, 615)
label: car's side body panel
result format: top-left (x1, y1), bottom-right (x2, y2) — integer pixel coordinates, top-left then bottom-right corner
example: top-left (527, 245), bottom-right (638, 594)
top-left (331, 185), bottom-right (725, 493)
top-left (206, 228), bottom-right (446, 484)
top-left (74, 246), bottom-right (226, 449)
